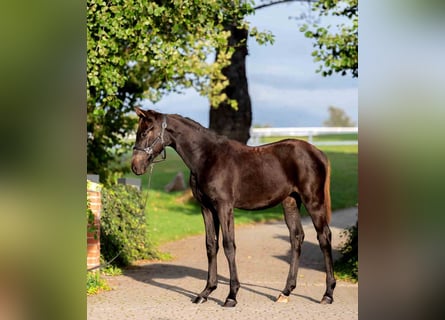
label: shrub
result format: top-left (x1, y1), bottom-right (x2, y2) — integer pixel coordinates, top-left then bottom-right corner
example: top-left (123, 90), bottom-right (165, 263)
top-left (86, 199), bottom-right (98, 239)
top-left (335, 221), bottom-right (358, 282)
top-left (87, 271), bottom-right (110, 295)
top-left (101, 184), bottom-right (158, 266)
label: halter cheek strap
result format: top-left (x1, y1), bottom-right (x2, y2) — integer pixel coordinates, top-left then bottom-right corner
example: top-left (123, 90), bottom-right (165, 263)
top-left (133, 115), bottom-right (168, 162)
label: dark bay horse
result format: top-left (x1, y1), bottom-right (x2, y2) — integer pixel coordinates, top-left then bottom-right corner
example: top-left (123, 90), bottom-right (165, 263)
top-left (131, 108), bottom-right (336, 307)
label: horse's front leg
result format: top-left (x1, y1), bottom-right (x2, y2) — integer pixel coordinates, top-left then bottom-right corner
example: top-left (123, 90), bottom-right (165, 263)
top-left (218, 204), bottom-right (240, 307)
top-left (193, 206), bottom-right (220, 304)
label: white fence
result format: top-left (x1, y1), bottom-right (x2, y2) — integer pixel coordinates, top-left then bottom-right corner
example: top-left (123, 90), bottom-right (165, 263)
top-left (248, 127), bottom-right (358, 146)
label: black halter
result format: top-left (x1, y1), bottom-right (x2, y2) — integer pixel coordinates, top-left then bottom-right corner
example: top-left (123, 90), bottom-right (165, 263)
top-left (133, 115), bottom-right (167, 163)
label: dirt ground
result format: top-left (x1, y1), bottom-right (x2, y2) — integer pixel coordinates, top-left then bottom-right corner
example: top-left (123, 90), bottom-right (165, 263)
top-left (87, 207), bottom-right (358, 320)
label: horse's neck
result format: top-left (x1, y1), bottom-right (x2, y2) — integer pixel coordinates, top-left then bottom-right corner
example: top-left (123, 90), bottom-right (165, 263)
top-left (167, 116), bottom-right (218, 171)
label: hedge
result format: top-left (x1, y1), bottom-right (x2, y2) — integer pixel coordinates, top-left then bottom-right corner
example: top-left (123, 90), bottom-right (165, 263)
top-left (100, 184), bottom-right (157, 266)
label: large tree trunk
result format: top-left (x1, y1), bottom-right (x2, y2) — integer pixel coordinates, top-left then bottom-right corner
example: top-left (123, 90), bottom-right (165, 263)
top-left (209, 24), bottom-right (251, 144)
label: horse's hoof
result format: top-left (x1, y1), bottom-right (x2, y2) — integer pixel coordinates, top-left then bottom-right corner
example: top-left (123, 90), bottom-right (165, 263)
top-left (223, 298), bottom-right (237, 307)
top-left (320, 295), bottom-right (333, 304)
top-left (193, 296), bottom-right (207, 304)
top-left (276, 293), bottom-right (289, 303)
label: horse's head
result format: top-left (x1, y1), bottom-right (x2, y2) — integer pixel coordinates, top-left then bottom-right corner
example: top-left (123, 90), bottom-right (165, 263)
top-left (131, 108), bottom-right (168, 175)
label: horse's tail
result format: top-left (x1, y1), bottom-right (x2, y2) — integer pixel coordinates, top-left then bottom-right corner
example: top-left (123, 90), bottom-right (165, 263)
top-left (325, 160), bottom-right (332, 225)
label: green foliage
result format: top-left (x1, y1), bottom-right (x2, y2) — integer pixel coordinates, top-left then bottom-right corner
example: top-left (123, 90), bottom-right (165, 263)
top-left (87, 0), bottom-right (241, 104)
top-left (335, 221), bottom-right (358, 282)
top-left (101, 184), bottom-right (158, 266)
top-left (300, 0), bottom-right (358, 77)
top-left (323, 105), bottom-right (356, 127)
top-left (86, 201), bottom-right (98, 239)
top-left (87, 0), bottom-right (230, 183)
top-left (86, 265), bottom-right (121, 295)
top-left (249, 26), bottom-right (275, 45)
top-left (87, 182), bottom-right (99, 239)
top-left (101, 265), bottom-right (123, 276)
top-left (87, 0), bottom-right (277, 183)
top-left (86, 271), bottom-right (110, 295)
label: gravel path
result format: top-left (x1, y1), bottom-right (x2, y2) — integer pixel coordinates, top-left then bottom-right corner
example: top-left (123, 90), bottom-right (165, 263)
top-left (87, 207), bottom-right (358, 320)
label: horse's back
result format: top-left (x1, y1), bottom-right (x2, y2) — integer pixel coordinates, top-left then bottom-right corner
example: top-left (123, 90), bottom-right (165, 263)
top-left (225, 139), bottom-right (328, 210)
top-left (242, 138), bottom-right (328, 168)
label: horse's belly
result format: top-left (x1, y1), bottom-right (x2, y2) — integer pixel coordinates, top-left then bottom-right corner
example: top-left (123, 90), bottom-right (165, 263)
top-left (234, 185), bottom-right (290, 211)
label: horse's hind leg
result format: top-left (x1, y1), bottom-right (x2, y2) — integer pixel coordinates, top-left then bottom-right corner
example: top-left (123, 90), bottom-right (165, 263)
top-left (193, 206), bottom-right (220, 304)
top-left (306, 203), bottom-right (336, 304)
top-left (277, 195), bottom-right (305, 303)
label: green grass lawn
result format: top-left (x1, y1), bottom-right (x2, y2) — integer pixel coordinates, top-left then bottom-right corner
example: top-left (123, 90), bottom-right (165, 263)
top-left (126, 141), bottom-right (357, 246)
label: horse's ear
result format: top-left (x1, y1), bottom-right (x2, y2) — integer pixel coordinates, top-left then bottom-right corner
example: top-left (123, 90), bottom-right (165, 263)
top-left (135, 107), bottom-right (146, 118)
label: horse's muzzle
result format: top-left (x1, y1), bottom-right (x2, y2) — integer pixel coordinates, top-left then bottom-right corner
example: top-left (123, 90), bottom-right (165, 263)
top-left (131, 156), bottom-right (149, 175)
top-left (131, 164), bottom-right (144, 175)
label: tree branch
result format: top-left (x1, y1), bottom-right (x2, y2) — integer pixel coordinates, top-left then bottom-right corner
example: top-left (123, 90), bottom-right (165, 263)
top-left (254, 0), bottom-right (316, 11)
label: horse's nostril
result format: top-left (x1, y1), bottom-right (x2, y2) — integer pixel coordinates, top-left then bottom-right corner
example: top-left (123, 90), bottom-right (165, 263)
top-left (131, 163), bottom-right (138, 175)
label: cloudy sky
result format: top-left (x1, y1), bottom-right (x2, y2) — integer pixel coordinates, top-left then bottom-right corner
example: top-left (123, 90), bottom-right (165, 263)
top-left (142, 1), bottom-right (358, 127)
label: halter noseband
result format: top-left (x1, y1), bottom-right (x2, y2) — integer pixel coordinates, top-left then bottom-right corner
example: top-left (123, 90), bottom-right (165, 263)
top-left (133, 115), bottom-right (167, 162)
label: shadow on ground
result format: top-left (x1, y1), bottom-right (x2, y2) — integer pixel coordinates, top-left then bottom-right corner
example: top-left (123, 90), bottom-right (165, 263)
top-left (123, 263), bottom-right (290, 305)
top-left (124, 251), bottom-right (330, 306)
top-left (272, 234), bottom-right (342, 271)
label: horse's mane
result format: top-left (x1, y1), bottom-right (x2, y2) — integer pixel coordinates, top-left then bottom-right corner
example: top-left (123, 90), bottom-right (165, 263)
top-left (169, 113), bottom-right (228, 142)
